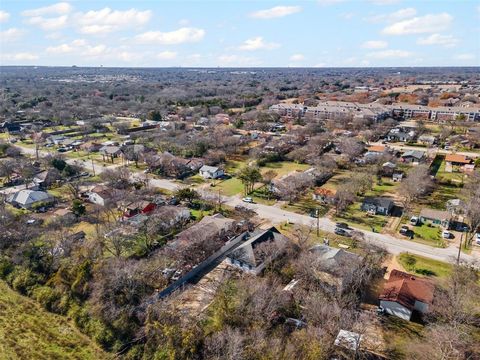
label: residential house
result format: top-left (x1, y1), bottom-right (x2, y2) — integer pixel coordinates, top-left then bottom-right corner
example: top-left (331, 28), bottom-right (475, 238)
top-left (87, 185), bottom-right (115, 206)
top-left (392, 172), bottom-right (404, 182)
top-left (175, 213), bottom-right (235, 245)
top-left (120, 200), bottom-right (156, 218)
top-left (226, 226), bottom-right (290, 275)
top-left (419, 208), bottom-right (452, 229)
top-left (386, 128), bottom-right (416, 142)
top-left (99, 145), bottom-right (122, 162)
top-left (444, 154), bottom-right (473, 173)
top-left (310, 245), bottom-right (360, 269)
top-left (33, 169), bottom-right (60, 189)
top-left (361, 197), bottom-right (394, 215)
top-left (7, 189), bottom-right (54, 209)
top-left (401, 150), bottom-right (425, 164)
top-left (199, 165), bottom-right (224, 179)
top-left (367, 145), bottom-right (386, 154)
top-left (80, 142), bottom-right (102, 152)
top-left (382, 161), bottom-right (397, 176)
top-left (418, 135), bottom-right (437, 145)
top-left (379, 269), bottom-right (434, 321)
top-left (312, 187), bottom-right (336, 204)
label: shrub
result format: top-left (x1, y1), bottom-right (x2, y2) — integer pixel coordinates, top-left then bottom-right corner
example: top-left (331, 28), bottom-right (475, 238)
top-left (33, 286), bottom-right (61, 311)
top-left (8, 268), bottom-right (42, 295)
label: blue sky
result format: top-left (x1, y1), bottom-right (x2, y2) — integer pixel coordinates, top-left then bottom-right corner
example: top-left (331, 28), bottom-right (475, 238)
top-left (0, 0), bottom-right (479, 67)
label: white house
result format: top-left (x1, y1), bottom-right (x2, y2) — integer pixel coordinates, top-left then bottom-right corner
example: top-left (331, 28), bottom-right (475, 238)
top-left (87, 185), bottom-right (114, 206)
top-left (379, 269), bottom-right (434, 321)
top-left (199, 165), bottom-right (224, 179)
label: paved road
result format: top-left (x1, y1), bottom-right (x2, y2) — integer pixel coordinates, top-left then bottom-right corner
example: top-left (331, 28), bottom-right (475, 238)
top-left (371, 142), bottom-right (480, 158)
top-left (11, 144), bottom-right (479, 264)
top-left (223, 196), bottom-right (478, 264)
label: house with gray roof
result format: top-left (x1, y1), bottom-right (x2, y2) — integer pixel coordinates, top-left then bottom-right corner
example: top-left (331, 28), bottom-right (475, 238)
top-left (226, 227), bottom-right (290, 275)
top-left (199, 165), bottom-right (224, 179)
top-left (7, 189), bottom-right (54, 209)
top-left (401, 150), bottom-right (425, 164)
top-left (361, 197), bottom-right (394, 215)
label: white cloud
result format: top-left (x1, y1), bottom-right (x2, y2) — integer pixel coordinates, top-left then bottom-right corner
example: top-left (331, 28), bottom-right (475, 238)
top-left (250, 6), bottom-right (301, 19)
top-left (26, 15), bottom-right (69, 31)
top-left (0, 10), bottom-right (10, 22)
top-left (238, 37), bottom-right (280, 51)
top-left (46, 43), bottom-right (74, 54)
top-left (417, 33), bottom-right (458, 47)
top-left (289, 54), bottom-right (305, 61)
top-left (317, 0), bottom-right (345, 6)
top-left (83, 44), bottom-right (107, 57)
top-left (118, 51), bottom-right (142, 62)
top-left (382, 13), bottom-right (452, 35)
top-left (367, 7), bottom-right (417, 23)
top-left (77, 7), bottom-right (152, 34)
top-left (2, 52), bottom-right (39, 61)
top-left (135, 27), bottom-right (205, 44)
top-left (22, 2), bottom-right (72, 17)
top-left (0, 28), bottom-right (25, 41)
top-left (367, 49), bottom-right (412, 58)
top-left (361, 40), bottom-right (388, 49)
top-left (455, 53), bottom-right (475, 61)
top-left (157, 51), bottom-right (177, 60)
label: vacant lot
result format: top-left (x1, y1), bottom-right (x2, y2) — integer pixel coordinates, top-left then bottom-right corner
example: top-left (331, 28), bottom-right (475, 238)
top-left (0, 280), bottom-right (106, 360)
top-left (398, 252), bottom-right (453, 278)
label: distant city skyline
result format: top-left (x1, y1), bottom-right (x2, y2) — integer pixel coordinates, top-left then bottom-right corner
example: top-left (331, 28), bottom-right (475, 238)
top-left (0, 0), bottom-right (479, 67)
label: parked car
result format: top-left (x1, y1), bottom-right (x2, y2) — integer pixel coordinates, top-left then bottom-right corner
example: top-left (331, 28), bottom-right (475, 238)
top-left (336, 222), bottom-right (350, 230)
top-left (242, 197), bottom-right (254, 203)
top-left (475, 233), bottom-right (480, 245)
top-left (399, 225), bottom-right (409, 235)
top-left (442, 230), bottom-right (452, 239)
top-left (410, 216), bottom-right (419, 226)
top-left (334, 228), bottom-right (350, 237)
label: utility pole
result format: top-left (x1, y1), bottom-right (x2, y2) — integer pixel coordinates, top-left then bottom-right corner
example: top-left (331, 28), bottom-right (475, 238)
top-left (91, 158), bottom-right (96, 176)
top-left (457, 228), bottom-right (463, 265)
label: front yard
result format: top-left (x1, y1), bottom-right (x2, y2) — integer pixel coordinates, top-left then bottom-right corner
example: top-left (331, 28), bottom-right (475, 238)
top-left (334, 202), bottom-right (389, 233)
top-left (398, 252), bottom-right (453, 278)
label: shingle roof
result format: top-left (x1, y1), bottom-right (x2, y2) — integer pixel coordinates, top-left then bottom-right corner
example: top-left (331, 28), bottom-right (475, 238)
top-left (9, 189), bottom-right (52, 206)
top-left (445, 154), bottom-right (471, 164)
top-left (380, 269), bottom-right (434, 310)
top-left (419, 208), bottom-right (451, 222)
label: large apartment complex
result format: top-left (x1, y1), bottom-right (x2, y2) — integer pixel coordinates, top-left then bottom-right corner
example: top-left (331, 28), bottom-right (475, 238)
top-left (270, 101), bottom-right (480, 122)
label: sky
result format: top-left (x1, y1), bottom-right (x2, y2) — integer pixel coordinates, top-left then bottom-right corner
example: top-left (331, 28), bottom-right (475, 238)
top-left (0, 0), bottom-right (479, 67)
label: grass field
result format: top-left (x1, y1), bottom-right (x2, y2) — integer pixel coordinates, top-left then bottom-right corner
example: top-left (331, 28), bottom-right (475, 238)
top-left (215, 177), bottom-right (244, 196)
top-left (409, 223), bottom-right (445, 247)
top-left (259, 161), bottom-right (310, 177)
top-left (0, 280), bottom-right (106, 360)
top-left (398, 252), bottom-right (453, 278)
top-left (334, 202), bottom-right (388, 233)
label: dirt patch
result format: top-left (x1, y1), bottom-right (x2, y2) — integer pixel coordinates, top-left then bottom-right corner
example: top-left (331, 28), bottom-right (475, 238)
top-left (382, 255), bottom-right (405, 279)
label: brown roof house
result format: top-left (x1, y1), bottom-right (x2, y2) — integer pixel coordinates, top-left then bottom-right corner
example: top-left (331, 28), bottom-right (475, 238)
top-left (379, 269), bottom-right (434, 321)
top-left (445, 154), bottom-right (474, 173)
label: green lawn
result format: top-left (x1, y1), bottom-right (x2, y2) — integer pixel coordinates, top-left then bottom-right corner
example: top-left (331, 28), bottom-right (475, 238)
top-left (435, 160), bottom-right (467, 183)
top-left (381, 315), bottom-right (424, 359)
top-left (259, 161), bottom-right (310, 178)
top-left (334, 202), bottom-right (388, 233)
top-left (409, 223), bottom-right (444, 247)
top-left (0, 280), bottom-right (106, 359)
top-left (369, 179), bottom-right (400, 197)
top-left (417, 183), bottom-right (462, 211)
top-left (317, 170), bottom-right (353, 191)
top-left (281, 193), bottom-right (329, 217)
top-left (215, 177), bottom-right (245, 196)
top-left (398, 252), bottom-right (453, 278)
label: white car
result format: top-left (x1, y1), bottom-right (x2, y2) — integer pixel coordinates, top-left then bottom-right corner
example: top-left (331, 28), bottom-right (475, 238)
top-left (242, 197), bottom-right (253, 203)
top-left (442, 230), bottom-right (452, 239)
top-left (476, 233), bottom-right (480, 245)
top-left (410, 216), bottom-right (419, 226)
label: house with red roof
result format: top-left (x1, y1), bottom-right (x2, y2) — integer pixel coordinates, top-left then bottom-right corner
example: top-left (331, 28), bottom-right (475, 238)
top-left (379, 269), bottom-right (434, 321)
